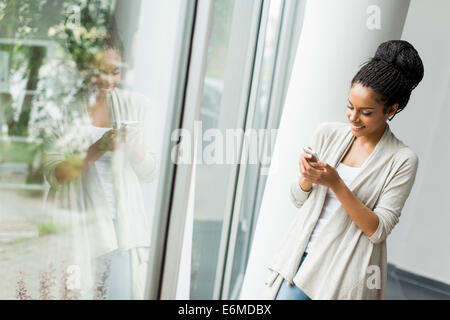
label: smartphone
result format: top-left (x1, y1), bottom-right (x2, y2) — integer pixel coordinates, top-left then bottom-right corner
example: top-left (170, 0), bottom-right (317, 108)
top-left (117, 121), bottom-right (139, 132)
top-left (119, 120), bottom-right (139, 128)
top-left (303, 146), bottom-right (320, 163)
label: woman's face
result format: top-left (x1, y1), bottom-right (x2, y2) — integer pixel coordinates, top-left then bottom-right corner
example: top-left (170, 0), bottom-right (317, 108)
top-left (86, 48), bottom-right (122, 93)
top-left (346, 83), bottom-right (397, 138)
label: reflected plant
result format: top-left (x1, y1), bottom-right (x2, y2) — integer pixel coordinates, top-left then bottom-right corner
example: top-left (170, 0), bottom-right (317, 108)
top-left (60, 262), bottom-right (81, 300)
top-left (94, 258), bottom-right (111, 300)
top-left (39, 263), bottom-right (56, 300)
top-left (0, 0), bottom-right (118, 188)
top-left (16, 263), bottom-right (83, 300)
top-left (64, 0), bottom-right (118, 73)
top-left (16, 271), bottom-right (32, 300)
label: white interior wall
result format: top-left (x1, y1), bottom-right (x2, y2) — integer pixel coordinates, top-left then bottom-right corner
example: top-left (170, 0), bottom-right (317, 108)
top-left (386, 0), bottom-right (450, 284)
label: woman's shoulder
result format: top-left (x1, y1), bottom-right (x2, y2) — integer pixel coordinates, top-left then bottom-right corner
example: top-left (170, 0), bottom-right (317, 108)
top-left (393, 146), bottom-right (419, 169)
top-left (386, 129), bottom-right (419, 167)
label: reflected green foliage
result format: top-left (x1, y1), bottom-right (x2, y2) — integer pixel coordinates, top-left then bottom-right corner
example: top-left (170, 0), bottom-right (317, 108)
top-left (0, 0), bottom-right (65, 40)
top-left (64, 0), bottom-right (118, 73)
top-left (0, 139), bottom-right (39, 163)
top-left (0, 0), bottom-right (117, 189)
top-left (37, 221), bottom-right (60, 237)
top-left (14, 235), bottom-right (35, 243)
top-left (0, 44), bottom-right (46, 137)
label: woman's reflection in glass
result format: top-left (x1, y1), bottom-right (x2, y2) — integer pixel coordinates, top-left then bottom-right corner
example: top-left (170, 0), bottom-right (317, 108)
top-left (43, 34), bottom-right (157, 300)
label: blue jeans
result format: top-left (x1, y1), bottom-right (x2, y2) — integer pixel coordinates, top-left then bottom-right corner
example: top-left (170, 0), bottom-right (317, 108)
top-left (276, 252), bottom-right (311, 300)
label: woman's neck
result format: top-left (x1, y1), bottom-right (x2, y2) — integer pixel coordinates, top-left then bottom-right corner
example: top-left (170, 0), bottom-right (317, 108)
top-left (355, 122), bottom-right (386, 148)
top-left (96, 90), bottom-right (108, 104)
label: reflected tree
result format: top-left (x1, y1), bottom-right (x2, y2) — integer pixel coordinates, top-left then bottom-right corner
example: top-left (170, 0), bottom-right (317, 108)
top-left (0, 0), bottom-right (117, 187)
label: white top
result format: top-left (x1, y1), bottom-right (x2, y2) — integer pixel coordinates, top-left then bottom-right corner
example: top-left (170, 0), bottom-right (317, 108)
top-left (304, 162), bottom-right (361, 253)
top-left (90, 125), bottom-right (117, 220)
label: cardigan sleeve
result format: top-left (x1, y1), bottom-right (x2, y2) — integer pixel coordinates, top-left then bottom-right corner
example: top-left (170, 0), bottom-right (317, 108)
top-left (368, 151), bottom-right (419, 244)
top-left (39, 99), bottom-right (91, 189)
top-left (42, 150), bottom-right (67, 189)
top-left (290, 181), bottom-right (312, 208)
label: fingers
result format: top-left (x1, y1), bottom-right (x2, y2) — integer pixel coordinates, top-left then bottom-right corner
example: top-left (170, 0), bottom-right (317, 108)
top-left (97, 129), bottom-right (119, 151)
top-left (299, 157), bottom-right (305, 176)
top-left (316, 161), bottom-right (327, 171)
top-left (110, 129), bottom-right (118, 139)
top-left (299, 152), bottom-right (327, 181)
top-left (301, 155), bottom-right (320, 168)
top-left (300, 158), bottom-right (309, 178)
top-left (300, 159), bottom-right (314, 182)
top-left (102, 129), bottom-right (117, 140)
top-left (300, 158), bottom-right (321, 179)
top-left (106, 129), bottom-right (120, 141)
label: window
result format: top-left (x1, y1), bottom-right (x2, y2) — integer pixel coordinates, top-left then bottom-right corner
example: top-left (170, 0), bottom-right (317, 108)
top-left (169, 0), bottom-right (302, 300)
top-left (0, 0), bottom-right (191, 300)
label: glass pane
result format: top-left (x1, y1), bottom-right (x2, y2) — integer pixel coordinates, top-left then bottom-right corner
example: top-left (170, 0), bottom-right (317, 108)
top-left (190, 0), bottom-right (236, 299)
top-left (187, 0), bottom-right (262, 299)
top-left (0, 0), bottom-right (187, 300)
top-left (228, 0), bottom-right (284, 299)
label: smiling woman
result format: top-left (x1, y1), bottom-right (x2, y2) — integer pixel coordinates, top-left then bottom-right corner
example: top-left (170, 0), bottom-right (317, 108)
top-left (267, 40), bottom-right (425, 300)
top-left (42, 28), bottom-right (158, 299)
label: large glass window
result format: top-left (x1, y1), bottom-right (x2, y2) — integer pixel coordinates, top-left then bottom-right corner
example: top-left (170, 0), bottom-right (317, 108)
top-left (226, 0), bottom-right (285, 299)
top-left (0, 0), bottom-right (190, 300)
top-left (172, 0), bottom-right (304, 300)
top-left (185, 0), bottom-right (263, 299)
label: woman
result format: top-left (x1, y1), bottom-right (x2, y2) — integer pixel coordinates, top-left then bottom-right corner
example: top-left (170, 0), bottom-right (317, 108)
top-left (41, 36), bottom-right (157, 299)
top-left (265, 40), bottom-right (424, 300)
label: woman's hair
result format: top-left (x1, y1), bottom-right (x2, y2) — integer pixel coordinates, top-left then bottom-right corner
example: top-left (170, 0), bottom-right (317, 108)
top-left (351, 40), bottom-right (424, 121)
top-left (65, 2), bottom-right (124, 73)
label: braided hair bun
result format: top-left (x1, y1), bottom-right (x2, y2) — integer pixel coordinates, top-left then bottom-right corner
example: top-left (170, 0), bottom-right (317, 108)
top-left (351, 40), bottom-right (424, 121)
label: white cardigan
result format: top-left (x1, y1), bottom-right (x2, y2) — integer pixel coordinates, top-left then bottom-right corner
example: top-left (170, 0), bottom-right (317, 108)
top-left (264, 122), bottom-right (419, 300)
top-left (41, 88), bottom-right (158, 299)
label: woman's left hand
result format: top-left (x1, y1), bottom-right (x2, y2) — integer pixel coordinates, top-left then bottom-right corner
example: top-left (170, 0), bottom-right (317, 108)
top-left (300, 157), bottom-right (342, 189)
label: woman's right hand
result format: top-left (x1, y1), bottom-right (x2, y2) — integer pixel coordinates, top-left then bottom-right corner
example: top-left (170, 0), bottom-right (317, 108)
top-left (96, 129), bottom-right (118, 152)
top-left (298, 149), bottom-right (320, 192)
top-left (54, 130), bottom-right (118, 185)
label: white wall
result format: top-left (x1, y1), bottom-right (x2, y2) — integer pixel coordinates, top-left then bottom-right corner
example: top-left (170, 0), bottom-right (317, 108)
top-left (386, 0), bottom-right (450, 284)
